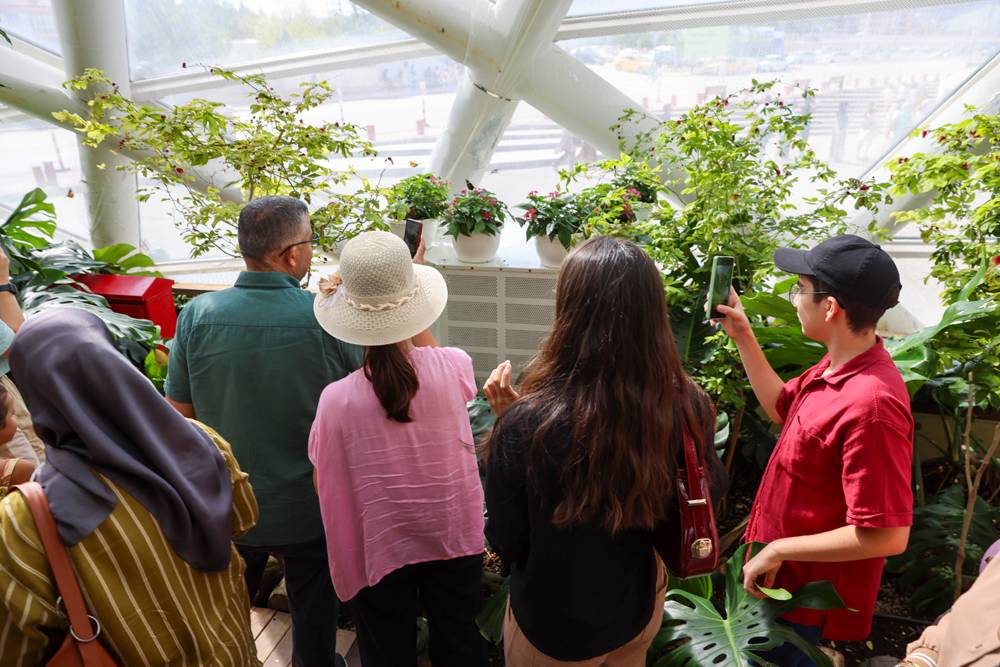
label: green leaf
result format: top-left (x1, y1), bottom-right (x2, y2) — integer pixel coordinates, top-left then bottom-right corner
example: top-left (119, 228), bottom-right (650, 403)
top-left (92, 243), bottom-right (138, 265)
top-left (475, 576), bottom-right (509, 645)
top-left (756, 585), bottom-right (792, 601)
top-left (648, 543), bottom-right (847, 667)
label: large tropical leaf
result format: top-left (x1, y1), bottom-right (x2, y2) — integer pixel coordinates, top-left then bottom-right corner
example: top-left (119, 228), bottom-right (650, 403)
top-left (21, 284), bottom-right (159, 343)
top-left (648, 542), bottom-right (847, 667)
top-left (92, 243), bottom-right (161, 276)
top-left (2, 187), bottom-right (57, 248)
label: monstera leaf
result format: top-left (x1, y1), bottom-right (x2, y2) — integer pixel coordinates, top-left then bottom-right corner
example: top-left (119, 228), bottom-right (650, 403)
top-left (648, 542), bottom-right (847, 666)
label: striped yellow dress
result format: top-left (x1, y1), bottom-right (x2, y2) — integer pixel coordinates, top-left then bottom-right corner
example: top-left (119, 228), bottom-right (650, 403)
top-left (0, 421), bottom-right (262, 666)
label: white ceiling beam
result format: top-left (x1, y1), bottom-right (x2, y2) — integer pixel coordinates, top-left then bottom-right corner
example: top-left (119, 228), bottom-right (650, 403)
top-left (130, 39), bottom-right (436, 101)
top-left (557, 0), bottom-right (984, 39)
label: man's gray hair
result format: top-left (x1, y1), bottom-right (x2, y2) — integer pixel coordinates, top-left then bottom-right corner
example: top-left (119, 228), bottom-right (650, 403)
top-left (237, 196), bottom-right (309, 259)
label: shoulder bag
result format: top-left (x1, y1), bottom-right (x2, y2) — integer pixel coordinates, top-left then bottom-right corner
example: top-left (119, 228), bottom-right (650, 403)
top-left (14, 482), bottom-right (119, 667)
top-left (652, 427), bottom-right (720, 578)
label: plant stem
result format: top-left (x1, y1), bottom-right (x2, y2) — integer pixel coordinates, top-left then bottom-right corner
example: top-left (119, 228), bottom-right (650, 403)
top-left (953, 375), bottom-right (999, 601)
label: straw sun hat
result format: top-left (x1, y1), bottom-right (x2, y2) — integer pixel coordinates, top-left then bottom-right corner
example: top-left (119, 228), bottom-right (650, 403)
top-left (313, 231), bottom-right (448, 346)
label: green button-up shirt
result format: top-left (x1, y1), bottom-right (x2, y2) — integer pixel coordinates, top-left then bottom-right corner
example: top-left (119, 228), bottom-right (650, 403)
top-left (165, 271), bottom-right (362, 546)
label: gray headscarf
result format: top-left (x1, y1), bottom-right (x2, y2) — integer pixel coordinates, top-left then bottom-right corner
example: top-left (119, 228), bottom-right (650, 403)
top-left (10, 309), bottom-right (234, 572)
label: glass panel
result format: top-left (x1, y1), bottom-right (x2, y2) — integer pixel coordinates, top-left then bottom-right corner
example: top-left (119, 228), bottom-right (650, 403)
top-left (124, 0), bottom-right (407, 81)
top-left (0, 0), bottom-right (60, 53)
top-left (558, 1), bottom-right (1000, 177)
top-left (144, 54), bottom-right (461, 261)
top-left (570, 0), bottom-right (732, 16)
top-left (0, 114), bottom-right (90, 246)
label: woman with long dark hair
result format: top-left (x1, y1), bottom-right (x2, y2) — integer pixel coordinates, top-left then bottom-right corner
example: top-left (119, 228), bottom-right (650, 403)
top-left (484, 236), bottom-right (723, 665)
top-left (309, 231), bottom-right (487, 667)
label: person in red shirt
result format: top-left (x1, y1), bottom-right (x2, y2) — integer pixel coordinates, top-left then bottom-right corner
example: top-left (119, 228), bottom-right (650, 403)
top-left (716, 234), bottom-right (914, 665)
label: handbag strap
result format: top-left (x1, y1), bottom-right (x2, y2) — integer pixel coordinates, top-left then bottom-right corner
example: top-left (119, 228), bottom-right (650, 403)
top-left (14, 482), bottom-right (106, 651)
top-left (678, 422), bottom-right (709, 507)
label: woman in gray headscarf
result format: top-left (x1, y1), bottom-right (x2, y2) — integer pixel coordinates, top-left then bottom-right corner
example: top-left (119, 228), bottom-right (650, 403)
top-left (0, 309), bottom-right (262, 666)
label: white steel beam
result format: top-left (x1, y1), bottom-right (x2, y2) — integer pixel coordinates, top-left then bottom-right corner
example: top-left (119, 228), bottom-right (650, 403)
top-left (850, 49), bottom-right (1000, 235)
top-left (52, 0), bottom-right (140, 248)
top-left (0, 52), bottom-right (244, 212)
top-left (130, 40), bottom-right (436, 101)
top-left (354, 0), bottom-right (663, 187)
top-left (557, 0), bottom-right (983, 40)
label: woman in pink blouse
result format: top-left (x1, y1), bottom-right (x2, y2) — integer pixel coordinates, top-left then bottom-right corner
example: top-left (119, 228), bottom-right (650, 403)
top-left (309, 231), bottom-right (487, 667)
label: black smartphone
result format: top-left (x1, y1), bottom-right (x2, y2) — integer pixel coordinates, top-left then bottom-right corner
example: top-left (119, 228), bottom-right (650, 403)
top-left (403, 219), bottom-right (423, 258)
top-left (706, 256), bottom-right (735, 319)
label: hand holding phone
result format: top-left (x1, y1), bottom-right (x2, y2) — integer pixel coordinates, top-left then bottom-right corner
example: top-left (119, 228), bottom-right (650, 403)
top-left (403, 219), bottom-right (423, 258)
top-left (706, 256), bottom-right (735, 320)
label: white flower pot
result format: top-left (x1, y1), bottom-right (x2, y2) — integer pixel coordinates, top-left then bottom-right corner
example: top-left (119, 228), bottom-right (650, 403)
top-left (388, 220), bottom-right (406, 239)
top-left (534, 235), bottom-right (569, 268)
top-left (453, 231), bottom-right (501, 264)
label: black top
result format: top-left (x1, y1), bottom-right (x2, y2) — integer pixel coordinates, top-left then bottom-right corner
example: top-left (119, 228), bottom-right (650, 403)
top-left (484, 405), bottom-right (660, 661)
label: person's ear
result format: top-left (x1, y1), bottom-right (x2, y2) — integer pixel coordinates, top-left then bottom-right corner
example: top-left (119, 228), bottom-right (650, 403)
top-left (824, 296), bottom-right (840, 323)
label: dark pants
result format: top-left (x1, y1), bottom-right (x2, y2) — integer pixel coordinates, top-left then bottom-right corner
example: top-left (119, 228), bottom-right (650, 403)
top-left (239, 536), bottom-right (340, 667)
top-left (760, 620), bottom-right (822, 667)
top-left (350, 553), bottom-right (488, 667)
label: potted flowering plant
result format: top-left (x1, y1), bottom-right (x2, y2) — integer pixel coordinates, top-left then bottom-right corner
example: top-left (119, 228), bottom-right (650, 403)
top-left (387, 173), bottom-right (450, 246)
top-left (442, 186), bottom-right (509, 263)
top-left (518, 190), bottom-right (583, 267)
top-left (575, 182), bottom-right (651, 238)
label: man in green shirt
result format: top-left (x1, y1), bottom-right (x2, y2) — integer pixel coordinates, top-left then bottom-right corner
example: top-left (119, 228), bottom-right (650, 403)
top-left (166, 195), bottom-right (361, 667)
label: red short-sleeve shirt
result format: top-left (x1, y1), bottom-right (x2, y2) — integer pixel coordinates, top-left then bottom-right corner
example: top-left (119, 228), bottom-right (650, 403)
top-left (744, 338), bottom-right (914, 640)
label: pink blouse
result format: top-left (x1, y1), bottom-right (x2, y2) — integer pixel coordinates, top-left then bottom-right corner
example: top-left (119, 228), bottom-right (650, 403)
top-left (308, 346), bottom-right (485, 601)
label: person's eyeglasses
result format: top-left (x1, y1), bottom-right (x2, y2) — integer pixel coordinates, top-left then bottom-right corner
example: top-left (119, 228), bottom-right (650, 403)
top-left (278, 232), bottom-right (320, 257)
top-left (787, 283), bottom-right (841, 305)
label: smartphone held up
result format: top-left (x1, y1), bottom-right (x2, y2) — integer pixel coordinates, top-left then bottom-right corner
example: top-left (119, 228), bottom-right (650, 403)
top-left (706, 256), bottom-right (735, 320)
top-left (403, 219), bottom-right (423, 258)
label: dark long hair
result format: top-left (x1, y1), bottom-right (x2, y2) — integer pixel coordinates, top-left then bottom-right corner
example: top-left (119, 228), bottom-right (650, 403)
top-left (489, 236), bottom-right (715, 533)
top-left (364, 344), bottom-right (419, 422)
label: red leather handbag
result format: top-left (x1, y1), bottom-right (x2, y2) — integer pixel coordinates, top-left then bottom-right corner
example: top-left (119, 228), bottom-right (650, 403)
top-left (15, 482), bottom-right (120, 667)
top-left (653, 427), bottom-right (720, 579)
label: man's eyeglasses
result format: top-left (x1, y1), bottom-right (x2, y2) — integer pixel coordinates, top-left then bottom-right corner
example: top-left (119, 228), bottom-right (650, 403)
top-left (278, 232), bottom-right (320, 257)
top-left (787, 283), bottom-right (842, 306)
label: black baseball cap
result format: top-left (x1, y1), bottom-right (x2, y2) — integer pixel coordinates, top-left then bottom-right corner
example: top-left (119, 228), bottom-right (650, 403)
top-left (773, 234), bottom-right (901, 309)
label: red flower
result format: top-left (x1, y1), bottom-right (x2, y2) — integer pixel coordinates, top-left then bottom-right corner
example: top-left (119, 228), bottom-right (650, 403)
top-left (490, 199), bottom-right (497, 206)
top-left (993, 255), bottom-right (1000, 266)
top-left (731, 193), bottom-right (739, 201)
top-left (481, 211), bottom-right (492, 220)
top-left (622, 203), bottom-right (634, 219)
top-left (921, 130), bottom-right (928, 138)
top-left (175, 167), bottom-right (185, 175)
top-left (525, 208), bottom-right (537, 219)
top-left (860, 184), bottom-right (870, 191)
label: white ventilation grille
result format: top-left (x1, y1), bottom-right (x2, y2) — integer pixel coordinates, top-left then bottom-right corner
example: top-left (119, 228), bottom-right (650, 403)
top-left (437, 267), bottom-right (557, 387)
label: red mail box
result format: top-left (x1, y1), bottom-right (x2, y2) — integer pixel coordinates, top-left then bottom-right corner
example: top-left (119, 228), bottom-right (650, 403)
top-left (73, 274), bottom-right (177, 339)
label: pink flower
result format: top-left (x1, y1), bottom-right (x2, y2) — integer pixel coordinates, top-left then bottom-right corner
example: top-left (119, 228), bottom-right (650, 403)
top-left (526, 208), bottom-right (538, 219)
top-left (490, 199), bottom-right (497, 206)
top-left (548, 191), bottom-right (558, 198)
top-left (628, 188), bottom-right (641, 199)
top-left (528, 190), bottom-right (538, 196)
top-left (460, 189), bottom-right (467, 194)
